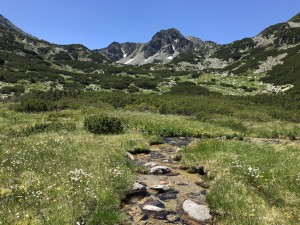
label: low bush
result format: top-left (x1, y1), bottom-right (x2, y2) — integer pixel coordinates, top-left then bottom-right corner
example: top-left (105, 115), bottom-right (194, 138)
top-left (9, 122), bottom-right (76, 136)
top-left (84, 115), bottom-right (124, 134)
top-left (0, 84), bottom-right (25, 94)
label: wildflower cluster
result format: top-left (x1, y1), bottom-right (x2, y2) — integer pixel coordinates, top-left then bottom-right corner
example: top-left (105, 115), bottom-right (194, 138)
top-left (245, 165), bottom-right (261, 183)
top-left (231, 156), bottom-right (270, 189)
top-left (231, 156), bottom-right (243, 169)
top-left (69, 169), bottom-right (93, 184)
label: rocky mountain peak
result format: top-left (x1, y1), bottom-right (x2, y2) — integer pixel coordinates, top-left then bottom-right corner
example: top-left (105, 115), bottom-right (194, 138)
top-left (99, 28), bottom-right (219, 65)
top-left (150, 28), bottom-right (185, 43)
top-left (143, 28), bottom-right (192, 59)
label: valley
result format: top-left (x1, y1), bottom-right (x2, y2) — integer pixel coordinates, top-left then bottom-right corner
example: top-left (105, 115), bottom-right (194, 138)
top-left (0, 12), bottom-right (300, 225)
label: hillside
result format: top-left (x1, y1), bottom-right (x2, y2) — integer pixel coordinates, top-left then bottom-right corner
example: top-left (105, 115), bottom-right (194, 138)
top-left (0, 13), bottom-right (300, 98)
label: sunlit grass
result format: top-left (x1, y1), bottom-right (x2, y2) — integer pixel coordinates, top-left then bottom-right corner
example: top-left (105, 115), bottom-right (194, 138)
top-left (0, 105), bottom-right (151, 224)
top-left (181, 140), bottom-right (300, 224)
top-left (0, 101), bottom-right (300, 224)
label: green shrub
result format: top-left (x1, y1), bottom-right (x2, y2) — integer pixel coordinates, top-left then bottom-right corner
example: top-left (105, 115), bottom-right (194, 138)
top-left (9, 122), bottom-right (76, 136)
top-left (84, 115), bottom-right (124, 134)
top-left (0, 84), bottom-right (25, 94)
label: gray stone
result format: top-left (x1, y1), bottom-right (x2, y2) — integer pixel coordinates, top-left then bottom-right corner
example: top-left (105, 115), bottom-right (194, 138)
top-left (150, 185), bottom-right (170, 192)
top-left (143, 205), bottom-right (163, 212)
top-left (166, 213), bottom-right (180, 223)
top-left (149, 166), bottom-right (171, 174)
top-left (144, 195), bottom-right (165, 208)
top-left (131, 181), bottom-right (146, 194)
top-left (127, 152), bottom-right (135, 161)
top-left (182, 199), bottom-right (212, 222)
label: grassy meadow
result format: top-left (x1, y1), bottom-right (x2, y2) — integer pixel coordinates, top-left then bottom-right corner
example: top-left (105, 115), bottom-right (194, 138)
top-left (181, 140), bottom-right (300, 225)
top-left (0, 89), bottom-right (299, 224)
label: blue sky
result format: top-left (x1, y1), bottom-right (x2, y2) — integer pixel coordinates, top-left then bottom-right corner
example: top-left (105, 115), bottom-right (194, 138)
top-left (1, 0), bottom-right (300, 49)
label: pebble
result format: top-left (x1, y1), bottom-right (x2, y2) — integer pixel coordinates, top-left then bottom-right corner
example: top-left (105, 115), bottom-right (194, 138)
top-left (143, 205), bottom-right (163, 212)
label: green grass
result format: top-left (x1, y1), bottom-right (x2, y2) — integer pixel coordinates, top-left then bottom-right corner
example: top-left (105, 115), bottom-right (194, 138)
top-left (1, 94), bottom-right (300, 224)
top-left (181, 140), bottom-right (300, 224)
top-left (0, 104), bottom-right (152, 224)
top-left (0, 133), bottom-right (139, 224)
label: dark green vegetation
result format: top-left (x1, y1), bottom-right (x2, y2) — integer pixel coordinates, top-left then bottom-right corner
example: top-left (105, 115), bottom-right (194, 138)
top-left (14, 89), bottom-right (300, 124)
top-left (262, 45), bottom-right (300, 95)
top-left (84, 115), bottom-right (124, 134)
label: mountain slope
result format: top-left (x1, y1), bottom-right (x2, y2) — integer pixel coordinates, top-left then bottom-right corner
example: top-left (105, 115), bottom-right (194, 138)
top-left (0, 14), bottom-right (107, 64)
top-left (0, 12), bottom-right (300, 96)
top-left (166, 14), bottom-right (299, 77)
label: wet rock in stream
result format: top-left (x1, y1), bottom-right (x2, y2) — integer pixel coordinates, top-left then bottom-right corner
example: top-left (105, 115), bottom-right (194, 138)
top-left (149, 151), bottom-right (165, 159)
top-left (158, 190), bottom-right (179, 201)
top-left (131, 181), bottom-right (147, 194)
top-left (182, 199), bottom-right (212, 223)
top-left (150, 184), bottom-right (171, 192)
top-left (149, 166), bottom-right (171, 174)
top-left (143, 205), bottom-right (164, 212)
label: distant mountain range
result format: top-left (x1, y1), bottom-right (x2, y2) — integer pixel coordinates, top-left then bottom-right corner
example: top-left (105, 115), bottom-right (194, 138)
top-left (0, 12), bottom-right (300, 94)
top-left (97, 28), bottom-right (218, 65)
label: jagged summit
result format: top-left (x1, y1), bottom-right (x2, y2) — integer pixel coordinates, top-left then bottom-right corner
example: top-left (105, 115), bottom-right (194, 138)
top-left (142, 28), bottom-right (191, 59)
top-left (150, 28), bottom-right (185, 43)
top-left (99, 28), bottom-right (218, 65)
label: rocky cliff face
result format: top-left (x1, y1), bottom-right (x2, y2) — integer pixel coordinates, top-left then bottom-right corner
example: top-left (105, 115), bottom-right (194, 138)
top-left (142, 28), bottom-right (193, 59)
top-left (96, 42), bottom-right (141, 62)
top-left (98, 28), bottom-right (218, 65)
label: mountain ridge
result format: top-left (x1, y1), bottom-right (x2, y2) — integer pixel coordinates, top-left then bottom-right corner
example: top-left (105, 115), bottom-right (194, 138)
top-left (0, 12), bottom-right (300, 95)
top-left (98, 28), bottom-right (219, 65)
